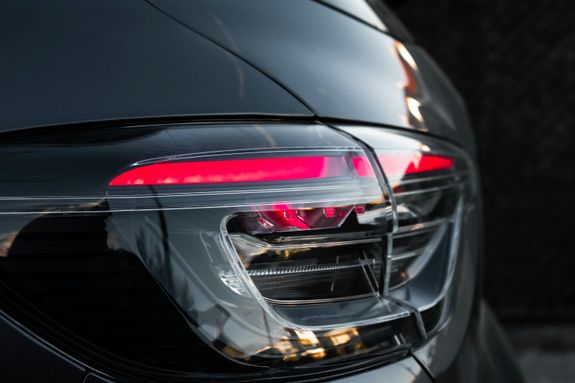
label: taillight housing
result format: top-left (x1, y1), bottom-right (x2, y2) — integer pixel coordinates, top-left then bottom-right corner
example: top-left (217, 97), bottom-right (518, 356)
top-left (0, 123), bottom-right (474, 378)
top-left (339, 126), bottom-right (474, 330)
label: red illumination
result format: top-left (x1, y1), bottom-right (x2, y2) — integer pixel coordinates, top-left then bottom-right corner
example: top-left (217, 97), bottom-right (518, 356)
top-left (109, 156), bottom-right (358, 186)
top-left (352, 156), bottom-right (376, 178)
top-left (262, 204), bottom-right (310, 230)
top-left (378, 154), bottom-right (454, 176)
top-left (256, 204), bottom-right (354, 232)
top-left (323, 207), bottom-right (336, 218)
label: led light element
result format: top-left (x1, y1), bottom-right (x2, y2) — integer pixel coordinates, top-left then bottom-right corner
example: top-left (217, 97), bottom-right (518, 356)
top-left (109, 155), bottom-right (376, 186)
top-left (378, 154), bottom-right (454, 176)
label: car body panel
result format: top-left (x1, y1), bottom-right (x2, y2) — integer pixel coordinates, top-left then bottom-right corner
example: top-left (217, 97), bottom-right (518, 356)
top-left (149, 0), bottom-right (474, 150)
top-left (0, 0), bottom-right (312, 134)
top-left (1, 0), bottom-right (473, 152)
top-left (150, 0), bottom-right (409, 129)
top-left (0, 312), bottom-right (86, 383)
top-left (316, 0), bottom-right (390, 32)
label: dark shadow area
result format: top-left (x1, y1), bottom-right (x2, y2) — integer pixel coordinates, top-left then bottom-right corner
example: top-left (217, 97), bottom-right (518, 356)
top-left (394, 0), bottom-right (575, 323)
top-left (392, 1), bottom-right (575, 380)
top-left (0, 206), bottom-right (227, 374)
top-left (506, 325), bottom-right (575, 383)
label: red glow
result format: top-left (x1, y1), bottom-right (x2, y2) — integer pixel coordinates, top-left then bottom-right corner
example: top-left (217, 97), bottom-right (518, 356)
top-left (323, 207), bottom-right (336, 218)
top-left (109, 156), bottom-right (354, 186)
top-left (378, 154), bottom-right (454, 176)
top-left (263, 204), bottom-right (310, 230)
top-left (258, 204), bottom-right (353, 231)
top-left (352, 156), bottom-right (376, 178)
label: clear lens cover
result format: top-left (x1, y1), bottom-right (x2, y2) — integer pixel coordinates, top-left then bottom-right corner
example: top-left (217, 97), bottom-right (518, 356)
top-left (0, 122), bottom-right (473, 374)
top-left (338, 125), bottom-right (475, 332)
top-left (105, 143), bottom-right (412, 366)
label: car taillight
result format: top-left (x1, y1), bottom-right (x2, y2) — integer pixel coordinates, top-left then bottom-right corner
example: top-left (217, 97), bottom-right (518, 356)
top-left (339, 126), bottom-right (474, 328)
top-left (0, 123), bottom-right (473, 378)
top-left (228, 202), bottom-right (386, 302)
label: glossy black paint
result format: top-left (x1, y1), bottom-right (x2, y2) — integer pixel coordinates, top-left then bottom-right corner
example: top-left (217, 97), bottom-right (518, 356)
top-left (0, 0), bottom-right (472, 151)
top-left (0, 1), bottom-right (523, 382)
top-left (0, 300), bottom-right (517, 383)
top-left (0, 0), bottom-right (311, 133)
top-left (150, 0), bottom-right (472, 147)
top-left (0, 313), bottom-right (85, 382)
top-left (0, 309), bottom-right (431, 383)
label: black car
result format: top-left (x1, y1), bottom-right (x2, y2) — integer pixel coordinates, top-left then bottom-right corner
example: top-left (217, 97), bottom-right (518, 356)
top-left (0, 1), bottom-right (524, 382)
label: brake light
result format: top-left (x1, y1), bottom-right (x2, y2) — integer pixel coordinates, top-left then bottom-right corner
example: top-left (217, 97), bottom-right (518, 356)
top-left (109, 155), bottom-right (375, 186)
top-left (251, 204), bottom-right (354, 232)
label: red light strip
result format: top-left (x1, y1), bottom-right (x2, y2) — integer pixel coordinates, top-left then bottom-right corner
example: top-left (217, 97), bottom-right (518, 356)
top-left (109, 155), bottom-right (373, 186)
top-left (351, 156), bottom-right (376, 178)
top-left (378, 154), bottom-right (454, 176)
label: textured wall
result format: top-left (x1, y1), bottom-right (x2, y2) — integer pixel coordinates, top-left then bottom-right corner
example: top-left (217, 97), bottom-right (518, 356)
top-left (394, 0), bottom-right (575, 321)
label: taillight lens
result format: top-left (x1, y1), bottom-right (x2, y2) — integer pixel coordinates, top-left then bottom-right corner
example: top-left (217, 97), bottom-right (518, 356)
top-left (108, 155), bottom-right (365, 186)
top-left (339, 126), bottom-right (474, 327)
top-left (228, 204), bottom-right (386, 303)
top-left (0, 123), bottom-right (474, 377)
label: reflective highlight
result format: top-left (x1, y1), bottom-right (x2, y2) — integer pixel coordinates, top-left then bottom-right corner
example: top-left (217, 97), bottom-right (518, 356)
top-left (378, 154), bottom-right (454, 176)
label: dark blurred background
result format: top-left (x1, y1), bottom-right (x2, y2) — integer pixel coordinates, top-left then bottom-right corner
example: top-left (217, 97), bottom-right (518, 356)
top-left (392, 1), bottom-right (575, 381)
top-left (393, 0), bottom-right (575, 322)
